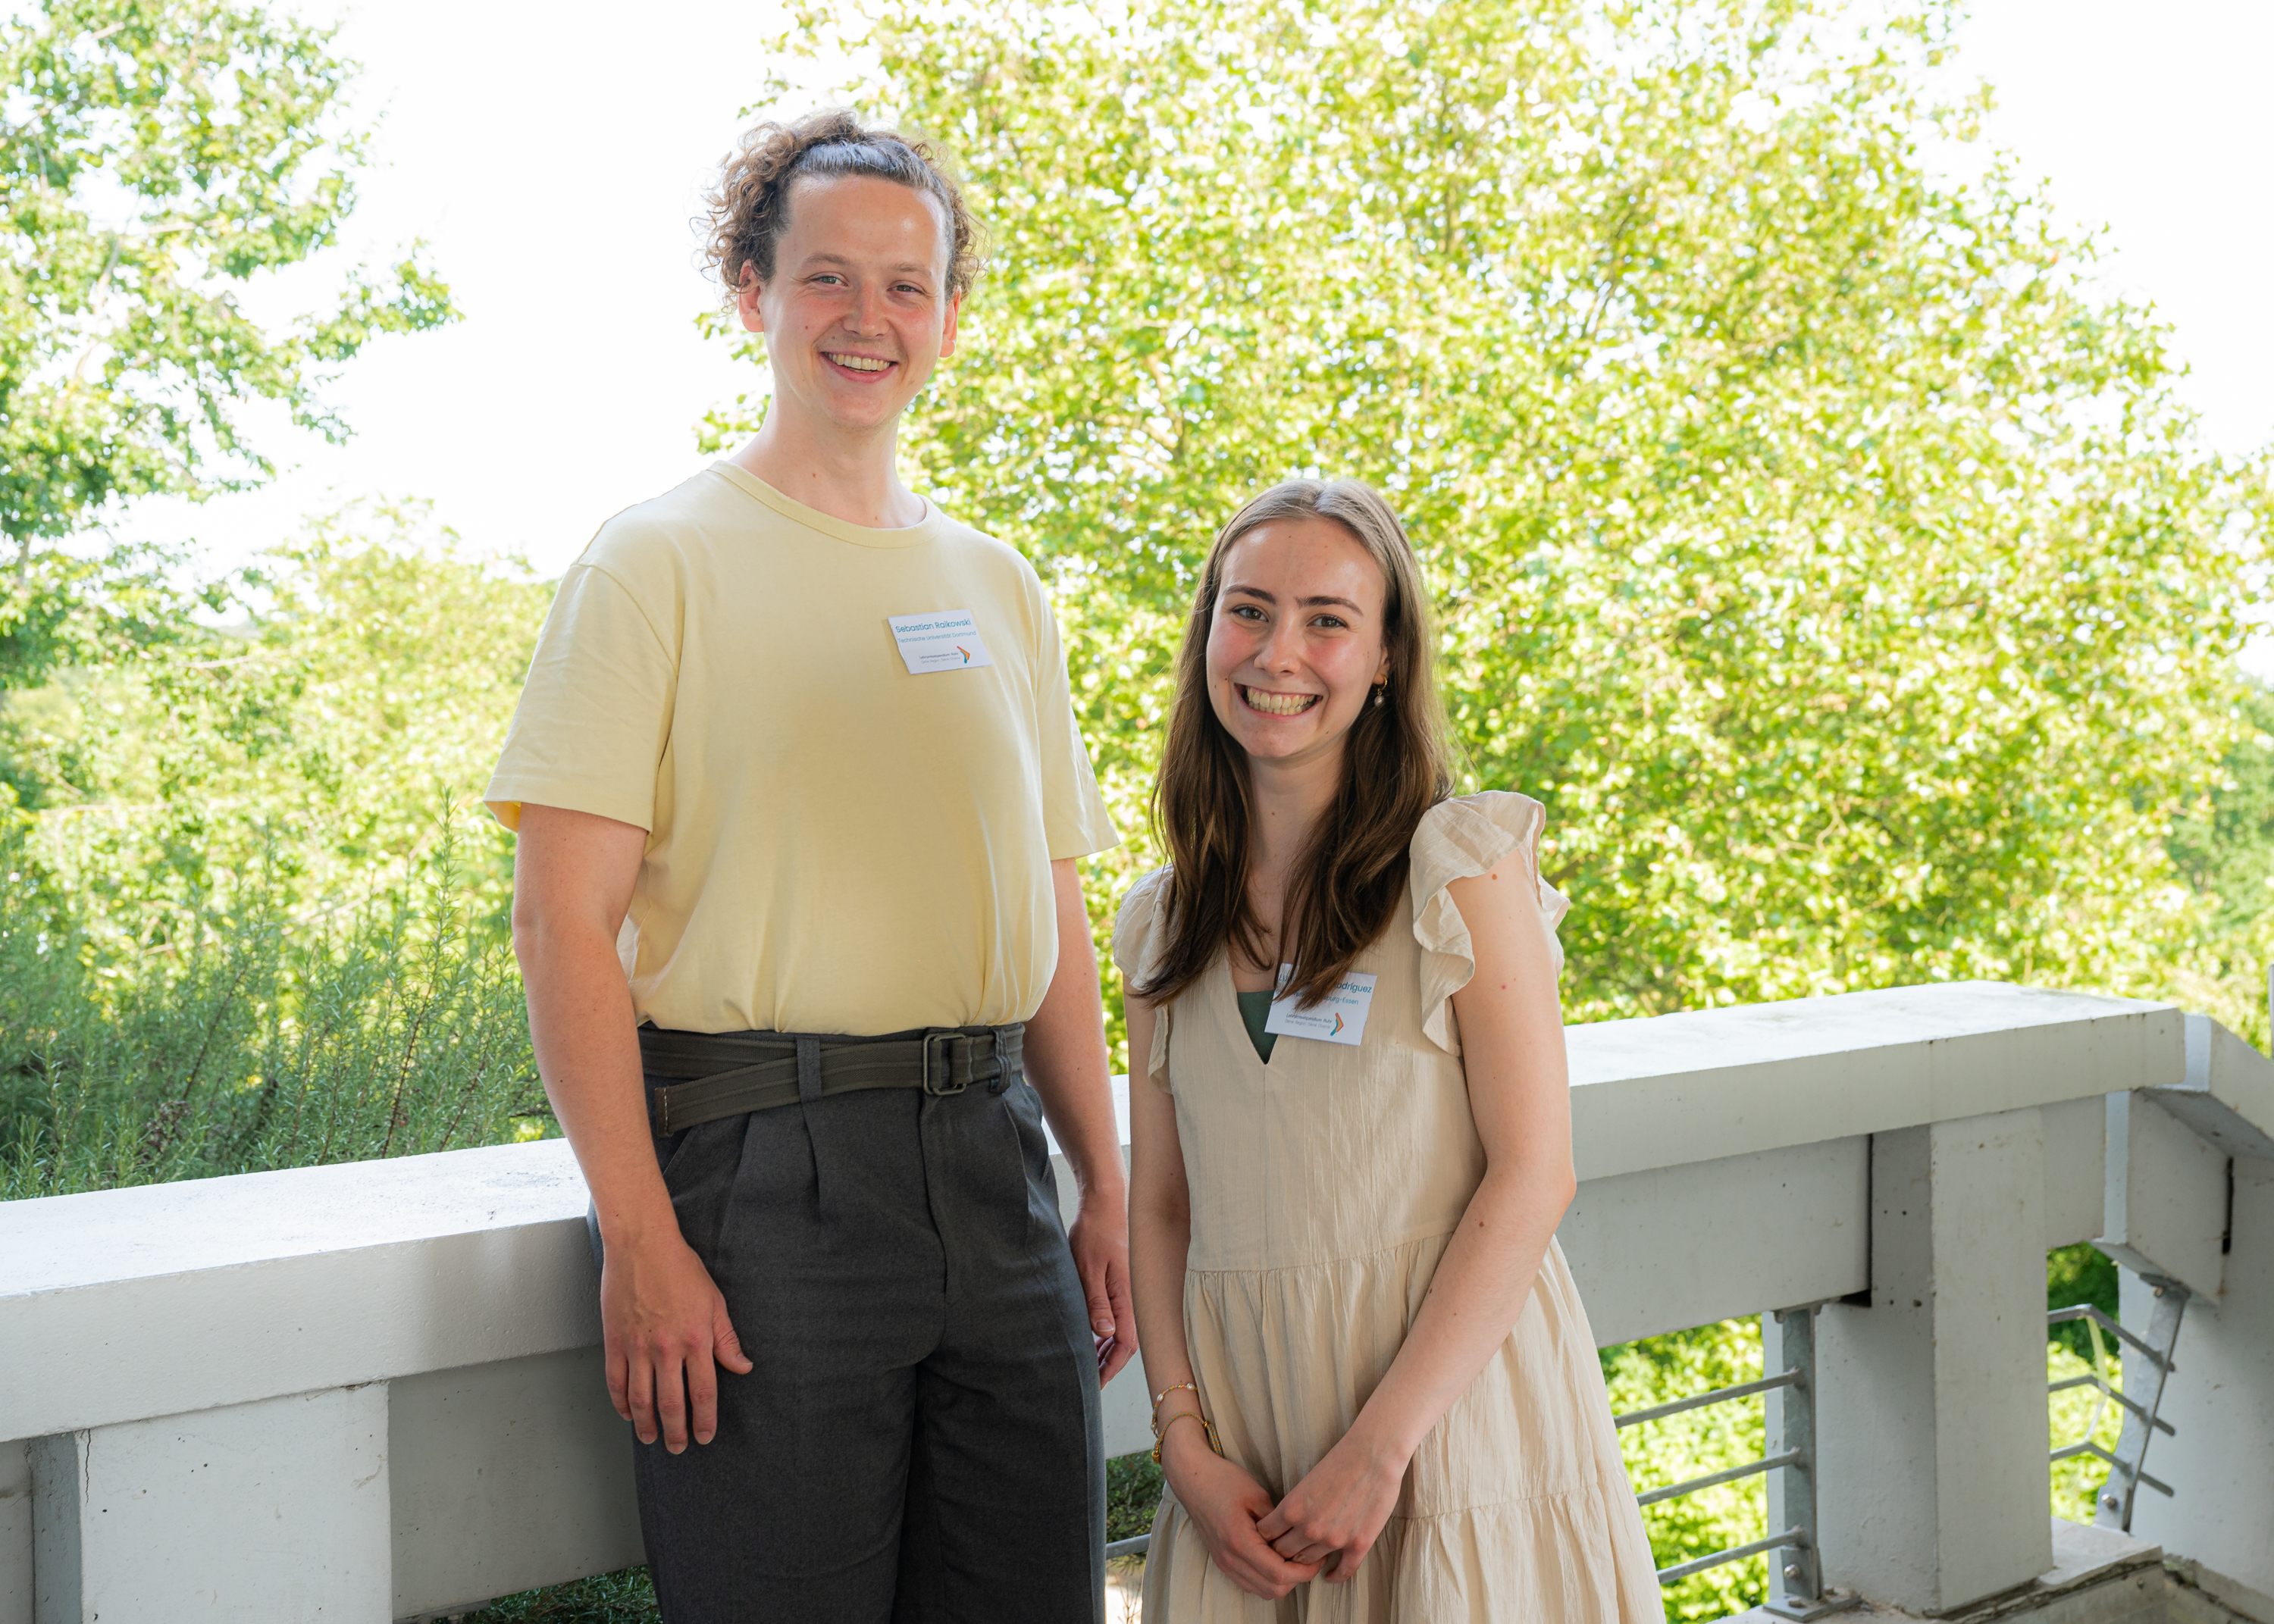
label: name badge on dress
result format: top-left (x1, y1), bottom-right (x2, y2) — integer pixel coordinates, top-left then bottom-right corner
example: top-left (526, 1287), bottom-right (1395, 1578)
top-left (1264, 962), bottom-right (1378, 1047)
top-left (888, 610), bottom-right (995, 674)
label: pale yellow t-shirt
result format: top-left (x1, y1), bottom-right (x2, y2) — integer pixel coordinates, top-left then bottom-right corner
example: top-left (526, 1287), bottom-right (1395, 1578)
top-left (485, 462), bottom-right (1119, 1035)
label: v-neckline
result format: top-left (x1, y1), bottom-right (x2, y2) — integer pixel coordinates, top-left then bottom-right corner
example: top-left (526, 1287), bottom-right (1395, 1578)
top-left (1222, 955), bottom-right (1280, 1069)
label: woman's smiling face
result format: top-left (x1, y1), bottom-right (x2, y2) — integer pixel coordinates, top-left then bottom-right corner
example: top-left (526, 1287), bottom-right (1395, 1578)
top-left (1205, 516), bottom-right (1390, 768)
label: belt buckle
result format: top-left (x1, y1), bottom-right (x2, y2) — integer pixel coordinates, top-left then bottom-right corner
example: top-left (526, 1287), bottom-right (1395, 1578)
top-left (921, 1030), bottom-right (967, 1097)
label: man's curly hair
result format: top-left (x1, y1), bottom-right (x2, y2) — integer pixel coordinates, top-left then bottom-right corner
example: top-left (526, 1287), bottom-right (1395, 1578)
top-left (701, 110), bottom-right (982, 302)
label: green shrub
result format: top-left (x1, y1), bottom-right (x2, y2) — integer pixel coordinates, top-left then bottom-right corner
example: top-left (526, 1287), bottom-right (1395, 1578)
top-left (0, 812), bottom-right (540, 1201)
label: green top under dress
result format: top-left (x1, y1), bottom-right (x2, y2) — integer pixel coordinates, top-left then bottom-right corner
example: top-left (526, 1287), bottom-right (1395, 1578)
top-left (1235, 987), bottom-right (1277, 1062)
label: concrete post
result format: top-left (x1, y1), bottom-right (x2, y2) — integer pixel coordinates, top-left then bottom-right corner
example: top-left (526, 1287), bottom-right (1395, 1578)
top-left (31, 1385), bottom-right (390, 1622)
top-left (389, 1350), bottom-right (644, 1618)
top-left (2098, 1090), bottom-right (2228, 1299)
top-left (2125, 1153), bottom-right (2274, 1596)
top-left (0, 1441), bottom-right (27, 1624)
top-left (1811, 1112), bottom-right (2053, 1614)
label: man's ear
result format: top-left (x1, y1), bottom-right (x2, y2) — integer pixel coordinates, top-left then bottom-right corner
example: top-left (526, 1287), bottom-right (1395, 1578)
top-left (738, 262), bottom-right (766, 336)
top-left (938, 289), bottom-right (963, 361)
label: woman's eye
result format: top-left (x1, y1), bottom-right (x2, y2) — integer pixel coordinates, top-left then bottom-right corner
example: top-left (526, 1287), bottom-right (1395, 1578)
top-left (1314, 615), bottom-right (1348, 629)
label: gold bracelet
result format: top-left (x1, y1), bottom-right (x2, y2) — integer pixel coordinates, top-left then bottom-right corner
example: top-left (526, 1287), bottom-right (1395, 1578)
top-left (1151, 1409), bottom-right (1223, 1465)
top-left (1150, 1381), bottom-right (1200, 1428)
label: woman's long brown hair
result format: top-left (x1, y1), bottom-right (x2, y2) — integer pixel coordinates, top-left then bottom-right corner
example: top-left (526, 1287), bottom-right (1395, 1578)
top-left (1133, 479), bottom-right (1455, 1010)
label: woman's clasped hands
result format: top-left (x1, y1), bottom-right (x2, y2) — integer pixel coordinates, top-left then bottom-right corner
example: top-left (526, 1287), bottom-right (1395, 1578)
top-left (1162, 1420), bottom-right (1407, 1600)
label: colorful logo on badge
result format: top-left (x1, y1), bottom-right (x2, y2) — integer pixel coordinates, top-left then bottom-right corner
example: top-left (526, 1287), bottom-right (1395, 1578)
top-left (955, 645), bottom-right (973, 663)
top-left (1332, 1012), bottom-right (1345, 1035)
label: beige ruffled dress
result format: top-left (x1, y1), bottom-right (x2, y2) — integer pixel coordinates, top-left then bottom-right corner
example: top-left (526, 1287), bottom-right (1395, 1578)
top-left (1112, 793), bottom-right (1661, 1623)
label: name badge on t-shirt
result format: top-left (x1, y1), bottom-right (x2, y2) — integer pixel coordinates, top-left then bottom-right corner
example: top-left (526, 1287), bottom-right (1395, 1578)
top-left (888, 609), bottom-right (995, 674)
top-left (1264, 962), bottom-right (1379, 1047)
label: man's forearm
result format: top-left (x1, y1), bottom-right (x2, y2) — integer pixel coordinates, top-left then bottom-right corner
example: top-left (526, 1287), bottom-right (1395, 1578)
top-left (1026, 858), bottom-right (1136, 1377)
top-left (1023, 860), bottom-right (1127, 1201)
top-left (1023, 984), bottom-right (1126, 1200)
top-left (518, 916), bottom-right (676, 1244)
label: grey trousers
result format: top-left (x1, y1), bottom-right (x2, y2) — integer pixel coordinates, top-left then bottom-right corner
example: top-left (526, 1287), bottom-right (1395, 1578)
top-left (619, 1056), bottom-right (1105, 1623)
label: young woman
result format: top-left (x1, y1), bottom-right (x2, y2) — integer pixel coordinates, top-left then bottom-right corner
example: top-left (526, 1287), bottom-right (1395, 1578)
top-left (1116, 480), bottom-right (1660, 1620)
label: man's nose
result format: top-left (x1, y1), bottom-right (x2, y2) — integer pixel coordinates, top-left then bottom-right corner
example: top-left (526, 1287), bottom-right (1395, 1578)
top-left (847, 281), bottom-right (888, 335)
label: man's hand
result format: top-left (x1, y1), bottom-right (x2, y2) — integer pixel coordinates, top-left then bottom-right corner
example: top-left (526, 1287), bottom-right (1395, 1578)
top-left (1067, 1194), bottom-right (1136, 1386)
top-left (1255, 1432), bottom-right (1407, 1584)
top-left (601, 1228), bottom-right (755, 1450)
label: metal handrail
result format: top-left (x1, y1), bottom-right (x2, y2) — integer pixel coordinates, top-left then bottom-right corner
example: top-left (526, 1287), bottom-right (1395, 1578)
top-left (2046, 1284), bottom-right (2189, 1535)
top-left (2050, 1440), bottom-right (2172, 1497)
top-left (1655, 1526), bottom-right (1806, 1585)
top-left (1609, 1303), bottom-right (1851, 1616)
top-left (1615, 1370), bottom-right (1800, 1430)
top-left (2047, 1304), bottom-right (2171, 1372)
top-left (2047, 1371), bottom-right (2173, 1435)
top-left (1637, 1447), bottom-right (1803, 1507)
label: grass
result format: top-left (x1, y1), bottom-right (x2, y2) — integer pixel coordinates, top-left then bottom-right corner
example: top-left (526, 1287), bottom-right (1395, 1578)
top-left (456, 1567), bottom-right (658, 1622)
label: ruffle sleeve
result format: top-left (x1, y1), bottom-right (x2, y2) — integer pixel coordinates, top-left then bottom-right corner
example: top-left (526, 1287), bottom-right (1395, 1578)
top-left (1409, 792), bottom-right (1569, 1056)
top-left (1111, 868), bottom-right (1176, 1093)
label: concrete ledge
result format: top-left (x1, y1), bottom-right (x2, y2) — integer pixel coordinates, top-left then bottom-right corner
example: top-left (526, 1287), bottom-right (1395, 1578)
top-left (0, 1142), bottom-right (595, 1441)
top-left (0, 983), bottom-right (2191, 1441)
top-left (1566, 982), bottom-right (2181, 1182)
top-left (2164, 1555), bottom-right (2274, 1624)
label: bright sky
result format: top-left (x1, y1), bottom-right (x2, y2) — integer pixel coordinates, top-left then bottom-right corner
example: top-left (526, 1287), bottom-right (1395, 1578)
top-left (122, 0), bottom-right (2274, 584)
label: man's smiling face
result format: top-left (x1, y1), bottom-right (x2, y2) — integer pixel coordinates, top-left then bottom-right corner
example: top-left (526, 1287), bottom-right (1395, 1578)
top-left (738, 174), bottom-right (960, 443)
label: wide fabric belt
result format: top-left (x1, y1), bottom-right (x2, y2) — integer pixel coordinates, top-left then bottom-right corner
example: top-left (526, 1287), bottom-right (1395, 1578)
top-left (640, 1023), bottom-right (1026, 1137)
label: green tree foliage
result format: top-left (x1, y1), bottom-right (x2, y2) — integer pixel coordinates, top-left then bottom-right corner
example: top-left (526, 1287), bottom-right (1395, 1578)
top-left (722, 0), bottom-right (2270, 1037)
top-left (0, 507), bottom-right (547, 950)
top-left (2045, 1241), bottom-right (2119, 1361)
top-left (0, 0), bottom-right (455, 685)
top-left (0, 520), bottom-right (549, 1199)
top-left (2170, 683), bottom-right (2274, 934)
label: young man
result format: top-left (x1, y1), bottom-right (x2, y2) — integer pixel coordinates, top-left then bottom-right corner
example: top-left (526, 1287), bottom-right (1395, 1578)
top-left (487, 112), bottom-right (1134, 1622)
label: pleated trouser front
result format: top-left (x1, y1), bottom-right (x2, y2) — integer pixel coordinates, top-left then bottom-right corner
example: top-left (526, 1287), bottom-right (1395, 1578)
top-left (616, 1058), bottom-right (1104, 1623)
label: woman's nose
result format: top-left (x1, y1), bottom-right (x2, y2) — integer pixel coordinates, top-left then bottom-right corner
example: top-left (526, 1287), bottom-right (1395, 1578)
top-left (1258, 622), bottom-right (1304, 671)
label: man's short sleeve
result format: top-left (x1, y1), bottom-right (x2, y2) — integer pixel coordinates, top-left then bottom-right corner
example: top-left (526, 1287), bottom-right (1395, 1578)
top-left (1032, 595), bottom-right (1120, 861)
top-left (484, 564), bottom-right (675, 833)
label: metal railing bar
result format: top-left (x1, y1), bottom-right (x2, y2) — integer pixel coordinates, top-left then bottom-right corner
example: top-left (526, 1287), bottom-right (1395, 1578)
top-left (1655, 1526), bottom-right (1806, 1585)
top-left (1105, 1534), bottom-right (1151, 1560)
top-left (2048, 1441), bottom-right (2172, 1497)
top-left (2046, 1373), bottom-right (2175, 1435)
top-left (2047, 1305), bottom-right (2172, 1372)
top-left (1615, 1370), bottom-right (1801, 1430)
top-left (1637, 1448), bottom-right (1803, 1507)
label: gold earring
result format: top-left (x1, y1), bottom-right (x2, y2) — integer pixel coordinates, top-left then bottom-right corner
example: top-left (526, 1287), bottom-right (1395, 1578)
top-left (1372, 683), bottom-right (1387, 709)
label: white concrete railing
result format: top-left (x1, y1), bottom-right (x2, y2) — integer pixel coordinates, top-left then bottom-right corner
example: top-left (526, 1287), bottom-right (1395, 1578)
top-left (5, 981), bottom-right (2273, 1621)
